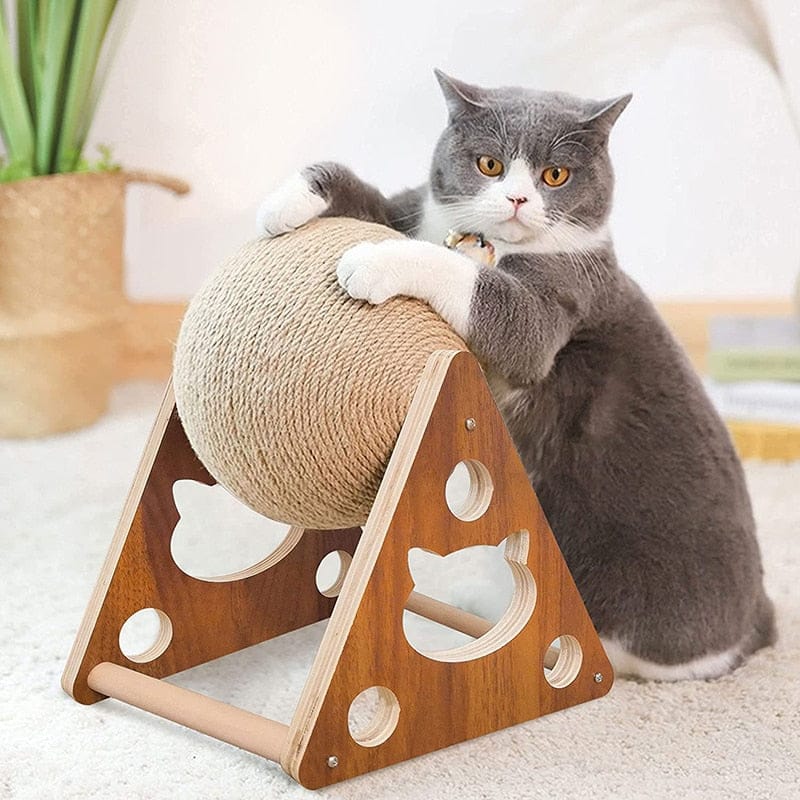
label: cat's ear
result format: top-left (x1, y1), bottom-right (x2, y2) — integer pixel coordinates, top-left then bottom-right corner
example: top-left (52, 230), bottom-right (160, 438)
top-left (434, 69), bottom-right (485, 118)
top-left (584, 94), bottom-right (632, 136)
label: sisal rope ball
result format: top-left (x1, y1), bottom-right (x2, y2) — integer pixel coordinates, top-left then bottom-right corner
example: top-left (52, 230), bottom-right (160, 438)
top-left (173, 217), bottom-right (465, 529)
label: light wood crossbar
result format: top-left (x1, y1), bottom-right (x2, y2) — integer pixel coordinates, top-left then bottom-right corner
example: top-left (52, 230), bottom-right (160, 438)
top-left (88, 662), bottom-right (289, 763)
top-left (88, 590), bottom-right (554, 761)
top-left (406, 591), bottom-right (559, 668)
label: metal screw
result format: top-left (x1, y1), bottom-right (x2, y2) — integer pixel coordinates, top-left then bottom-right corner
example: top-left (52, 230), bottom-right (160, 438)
top-left (326, 755), bottom-right (339, 768)
top-left (594, 672), bottom-right (604, 683)
top-left (465, 418), bottom-right (476, 431)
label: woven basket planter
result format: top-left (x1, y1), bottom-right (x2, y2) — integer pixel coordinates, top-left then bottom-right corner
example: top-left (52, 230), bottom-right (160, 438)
top-left (0, 170), bottom-right (188, 438)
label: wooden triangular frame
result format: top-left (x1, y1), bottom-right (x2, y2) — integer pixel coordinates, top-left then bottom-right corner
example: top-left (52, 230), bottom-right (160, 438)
top-left (63, 350), bottom-right (612, 790)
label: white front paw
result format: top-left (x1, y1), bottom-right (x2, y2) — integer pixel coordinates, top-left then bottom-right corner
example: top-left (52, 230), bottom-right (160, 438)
top-left (336, 242), bottom-right (407, 305)
top-left (256, 173), bottom-right (328, 237)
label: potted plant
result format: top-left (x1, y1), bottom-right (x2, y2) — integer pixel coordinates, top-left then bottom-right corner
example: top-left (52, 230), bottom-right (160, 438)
top-left (0, 1), bottom-right (188, 437)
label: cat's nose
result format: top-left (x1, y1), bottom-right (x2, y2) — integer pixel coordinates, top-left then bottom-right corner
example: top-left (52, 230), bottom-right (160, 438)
top-left (507, 195), bottom-right (528, 208)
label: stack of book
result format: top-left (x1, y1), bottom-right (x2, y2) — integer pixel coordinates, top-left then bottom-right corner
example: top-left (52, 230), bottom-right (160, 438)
top-left (705, 316), bottom-right (800, 460)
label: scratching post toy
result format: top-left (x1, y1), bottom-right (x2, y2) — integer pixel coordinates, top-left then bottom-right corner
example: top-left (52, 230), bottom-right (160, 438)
top-left (173, 219), bottom-right (466, 528)
top-left (63, 219), bottom-right (613, 789)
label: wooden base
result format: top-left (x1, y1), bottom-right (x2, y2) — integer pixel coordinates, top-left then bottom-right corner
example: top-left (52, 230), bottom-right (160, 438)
top-left (64, 350), bottom-right (613, 788)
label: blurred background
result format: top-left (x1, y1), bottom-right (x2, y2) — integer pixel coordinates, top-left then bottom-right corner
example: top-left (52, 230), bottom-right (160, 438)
top-left (91, 0), bottom-right (800, 301)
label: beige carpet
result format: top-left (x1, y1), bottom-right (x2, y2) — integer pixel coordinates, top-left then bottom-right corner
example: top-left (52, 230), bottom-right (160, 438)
top-left (1, 382), bottom-right (799, 800)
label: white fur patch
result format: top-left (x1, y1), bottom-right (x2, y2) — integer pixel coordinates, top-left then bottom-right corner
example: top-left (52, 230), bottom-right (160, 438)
top-left (415, 191), bottom-right (452, 245)
top-left (493, 222), bottom-right (610, 258)
top-left (256, 172), bottom-right (328, 236)
top-left (337, 239), bottom-right (477, 337)
top-left (498, 157), bottom-right (545, 216)
top-left (601, 637), bottom-right (742, 681)
top-left (418, 190), bottom-right (609, 259)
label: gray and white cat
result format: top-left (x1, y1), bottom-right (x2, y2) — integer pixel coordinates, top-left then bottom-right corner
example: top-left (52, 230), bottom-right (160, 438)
top-left (256, 70), bottom-right (775, 680)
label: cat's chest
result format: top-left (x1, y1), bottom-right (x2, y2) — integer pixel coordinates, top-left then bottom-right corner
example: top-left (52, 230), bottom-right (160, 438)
top-left (415, 195), bottom-right (451, 244)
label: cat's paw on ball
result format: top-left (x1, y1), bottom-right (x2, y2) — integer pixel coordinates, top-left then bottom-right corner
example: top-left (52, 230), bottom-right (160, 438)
top-left (256, 173), bottom-right (328, 237)
top-left (337, 241), bottom-right (408, 305)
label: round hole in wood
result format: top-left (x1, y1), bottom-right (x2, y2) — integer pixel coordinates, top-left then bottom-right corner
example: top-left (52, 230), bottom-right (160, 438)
top-left (544, 635), bottom-right (583, 688)
top-left (170, 480), bottom-right (302, 582)
top-left (315, 550), bottom-right (352, 597)
top-left (445, 459), bottom-right (493, 522)
top-left (348, 686), bottom-right (400, 748)
top-left (119, 608), bottom-right (173, 663)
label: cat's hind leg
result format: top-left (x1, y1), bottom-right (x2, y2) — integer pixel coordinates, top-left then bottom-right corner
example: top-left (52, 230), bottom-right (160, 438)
top-left (600, 590), bottom-right (775, 682)
top-left (600, 637), bottom-right (744, 681)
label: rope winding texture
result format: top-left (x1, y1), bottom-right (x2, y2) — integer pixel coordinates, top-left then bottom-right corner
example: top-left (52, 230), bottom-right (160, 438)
top-left (173, 217), bottom-right (465, 528)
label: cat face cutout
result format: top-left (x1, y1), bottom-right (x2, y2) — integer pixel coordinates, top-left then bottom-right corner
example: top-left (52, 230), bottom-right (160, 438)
top-left (407, 541), bottom-right (514, 626)
top-left (430, 70), bottom-right (631, 245)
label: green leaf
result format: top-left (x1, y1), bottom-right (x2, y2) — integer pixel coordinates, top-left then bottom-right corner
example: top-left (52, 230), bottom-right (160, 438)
top-left (0, 1), bottom-right (128, 180)
top-left (0, 158), bottom-right (35, 182)
top-left (55, 0), bottom-right (117, 173)
top-left (34, 0), bottom-right (79, 175)
top-left (0, 5), bottom-right (35, 171)
top-left (16, 1), bottom-right (39, 119)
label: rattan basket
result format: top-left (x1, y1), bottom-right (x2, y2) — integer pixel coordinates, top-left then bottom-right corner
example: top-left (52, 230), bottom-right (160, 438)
top-left (0, 170), bottom-right (189, 437)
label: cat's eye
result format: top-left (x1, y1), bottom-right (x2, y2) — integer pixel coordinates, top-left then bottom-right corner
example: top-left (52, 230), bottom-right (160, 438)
top-left (542, 166), bottom-right (570, 187)
top-left (476, 155), bottom-right (503, 177)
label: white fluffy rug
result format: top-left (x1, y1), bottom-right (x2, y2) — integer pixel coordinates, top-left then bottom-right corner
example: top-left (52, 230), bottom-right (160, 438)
top-left (2, 382), bottom-right (799, 800)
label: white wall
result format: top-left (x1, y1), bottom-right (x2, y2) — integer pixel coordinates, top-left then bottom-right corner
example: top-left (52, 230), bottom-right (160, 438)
top-left (84, 0), bottom-right (800, 301)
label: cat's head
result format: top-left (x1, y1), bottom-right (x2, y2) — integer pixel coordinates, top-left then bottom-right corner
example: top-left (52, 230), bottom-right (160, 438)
top-left (430, 70), bottom-right (631, 245)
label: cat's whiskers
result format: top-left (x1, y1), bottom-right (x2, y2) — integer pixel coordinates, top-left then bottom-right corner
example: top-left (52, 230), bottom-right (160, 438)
top-left (549, 128), bottom-right (594, 151)
top-left (564, 228), bottom-right (606, 282)
top-left (388, 208), bottom-right (425, 225)
top-left (487, 101), bottom-right (510, 144)
top-left (540, 214), bottom-right (606, 286)
top-left (437, 203), bottom-right (488, 231)
top-left (548, 225), bottom-right (592, 286)
top-left (445, 216), bottom-right (490, 235)
top-left (556, 229), bottom-right (603, 286)
top-left (551, 139), bottom-right (592, 156)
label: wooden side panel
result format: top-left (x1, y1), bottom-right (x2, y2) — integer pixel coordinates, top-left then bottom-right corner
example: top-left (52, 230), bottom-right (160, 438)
top-left (288, 351), bottom-right (613, 788)
top-left (62, 381), bottom-right (360, 705)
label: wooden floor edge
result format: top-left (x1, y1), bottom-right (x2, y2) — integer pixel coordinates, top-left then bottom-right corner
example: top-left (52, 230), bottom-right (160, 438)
top-left (726, 420), bottom-right (800, 461)
top-left (121, 299), bottom-right (795, 383)
top-left (120, 300), bottom-right (800, 461)
top-left (120, 301), bottom-right (186, 381)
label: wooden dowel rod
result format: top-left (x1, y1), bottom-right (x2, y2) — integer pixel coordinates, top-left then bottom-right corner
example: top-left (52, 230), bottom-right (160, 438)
top-left (406, 590), bottom-right (493, 638)
top-left (88, 662), bottom-right (289, 763)
top-left (405, 591), bottom-right (560, 669)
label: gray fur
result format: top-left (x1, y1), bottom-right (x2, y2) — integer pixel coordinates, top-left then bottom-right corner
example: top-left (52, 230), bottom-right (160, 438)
top-left (301, 72), bottom-right (775, 674)
top-left (475, 252), bottom-right (774, 667)
top-left (430, 70), bottom-right (629, 232)
top-left (303, 162), bottom-right (424, 235)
